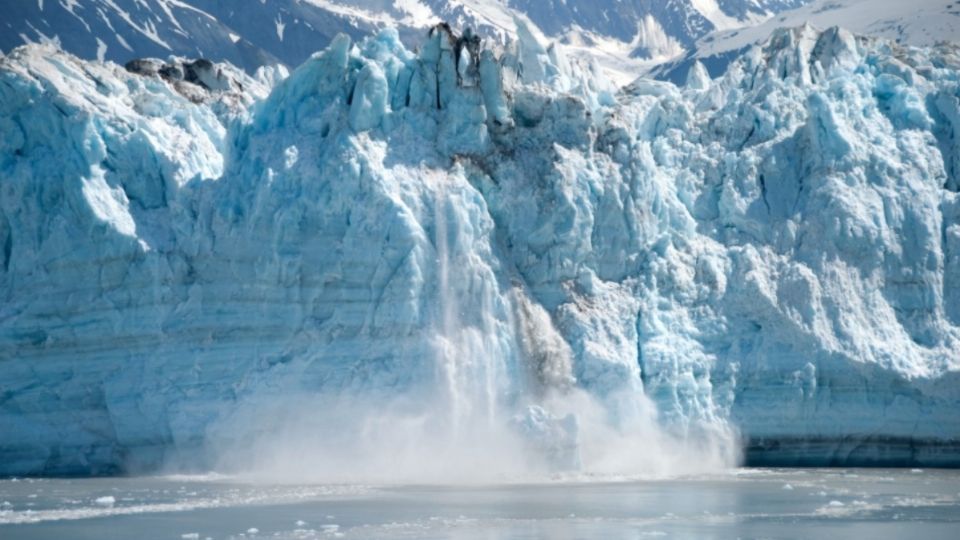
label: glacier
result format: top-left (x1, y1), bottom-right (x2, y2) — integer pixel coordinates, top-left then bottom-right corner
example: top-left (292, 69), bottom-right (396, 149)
top-left (0, 22), bottom-right (959, 477)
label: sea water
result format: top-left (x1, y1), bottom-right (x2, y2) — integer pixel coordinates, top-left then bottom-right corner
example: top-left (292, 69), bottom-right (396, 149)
top-left (1, 469), bottom-right (958, 539)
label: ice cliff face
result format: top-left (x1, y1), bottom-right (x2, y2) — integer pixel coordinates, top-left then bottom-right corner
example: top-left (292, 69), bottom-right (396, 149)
top-left (1, 23), bottom-right (959, 476)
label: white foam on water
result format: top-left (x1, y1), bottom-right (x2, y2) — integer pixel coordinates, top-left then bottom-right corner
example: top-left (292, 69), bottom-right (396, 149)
top-left (0, 484), bottom-right (373, 525)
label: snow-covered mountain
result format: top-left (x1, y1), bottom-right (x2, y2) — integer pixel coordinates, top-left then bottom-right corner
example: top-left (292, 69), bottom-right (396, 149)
top-left (653, 0), bottom-right (960, 82)
top-left (0, 0), bottom-right (396, 74)
top-left (1, 20), bottom-right (958, 477)
top-left (1, 1), bottom-right (813, 84)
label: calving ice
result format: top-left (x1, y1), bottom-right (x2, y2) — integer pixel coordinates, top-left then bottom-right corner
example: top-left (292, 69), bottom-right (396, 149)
top-left (0, 20), bottom-right (958, 479)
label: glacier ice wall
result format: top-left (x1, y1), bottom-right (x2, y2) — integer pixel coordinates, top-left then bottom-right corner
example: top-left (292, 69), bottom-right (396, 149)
top-left (1, 24), bottom-right (959, 476)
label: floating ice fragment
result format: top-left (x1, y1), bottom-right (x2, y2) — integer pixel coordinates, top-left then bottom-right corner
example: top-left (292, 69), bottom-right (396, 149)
top-left (94, 496), bottom-right (115, 506)
top-left (284, 146), bottom-right (298, 169)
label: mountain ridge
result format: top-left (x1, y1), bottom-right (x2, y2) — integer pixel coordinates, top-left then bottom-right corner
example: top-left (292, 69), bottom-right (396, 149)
top-left (2, 0), bottom-right (813, 84)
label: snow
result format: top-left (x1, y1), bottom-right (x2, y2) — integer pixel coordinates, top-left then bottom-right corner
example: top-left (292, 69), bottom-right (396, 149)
top-left (0, 21), bottom-right (959, 478)
top-left (395, 0), bottom-right (437, 26)
top-left (701, 0), bottom-right (960, 54)
top-left (275, 15), bottom-right (285, 42)
top-left (690, 0), bottom-right (756, 31)
top-left (634, 15), bottom-right (685, 60)
top-left (1, 1), bottom-right (814, 83)
top-left (101, 0), bottom-right (173, 50)
top-left (95, 37), bottom-right (107, 62)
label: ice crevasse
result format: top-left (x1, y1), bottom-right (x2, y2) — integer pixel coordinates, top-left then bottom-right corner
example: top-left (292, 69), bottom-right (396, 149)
top-left (0, 22), bottom-right (959, 476)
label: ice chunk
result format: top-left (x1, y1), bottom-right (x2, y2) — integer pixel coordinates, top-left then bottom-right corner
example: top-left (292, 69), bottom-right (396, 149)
top-left (349, 61), bottom-right (389, 131)
top-left (685, 61), bottom-right (711, 91)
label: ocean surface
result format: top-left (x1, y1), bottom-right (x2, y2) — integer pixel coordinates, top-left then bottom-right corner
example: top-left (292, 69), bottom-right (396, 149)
top-left (1, 469), bottom-right (958, 539)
